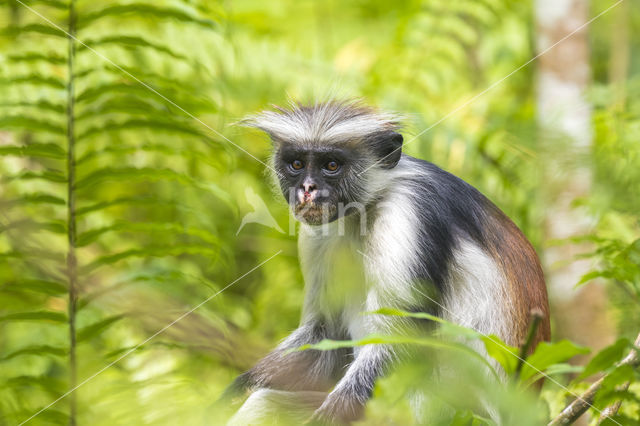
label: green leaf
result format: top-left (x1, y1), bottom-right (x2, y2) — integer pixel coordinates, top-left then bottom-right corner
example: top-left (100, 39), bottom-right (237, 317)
top-left (2, 23), bottom-right (66, 38)
top-left (0, 219), bottom-right (66, 235)
top-left (76, 196), bottom-right (168, 216)
top-left (369, 307), bottom-right (480, 338)
top-left (6, 52), bottom-right (67, 65)
top-left (77, 35), bottom-right (190, 61)
top-left (296, 333), bottom-right (499, 380)
top-left (76, 167), bottom-right (194, 190)
top-left (6, 170), bottom-right (67, 183)
top-left (76, 143), bottom-right (224, 171)
top-left (75, 97), bottom-right (171, 122)
top-left (0, 74), bottom-right (65, 90)
top-left (1, 279), bottom-right (67, 296)
top-left (594, 364), bottom-right (638, 409)
top-left (0, 193), bottom-right (66, 209)
top-left (6, 375), bottom-right (65, 396)
top-left (76, 118), bottom-right (208, 141)
top-left (78, 4), bottom-right (218, 29)
top-left (77, 221), bottom-right (219, 247)
top-left (81, 244), bottom-right (219, 274)
top-left (481, 335), bottom-right (519, 375)
top-left (78, 315), bottom-right (123, 342)
top-left (0, 116), bottom-right (65, 135)
top-left (0, 311), bottom-right (67, 323)
top-left (578, 338), bottom-right (631, 380)
top-left (0, 100), bottom-right (66, 115)
top-left (522, 363), bottom-right (584, 386)
top-left (1, 345), bottom-right (67, 361)
top-left (0, 142), bottom-right (66, 159)
top-left (519, 340), bottom-right (590, 382)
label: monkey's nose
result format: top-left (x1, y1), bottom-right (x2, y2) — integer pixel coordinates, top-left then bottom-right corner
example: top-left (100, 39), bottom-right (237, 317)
top-left (302, 182), bottom-right (317, 193)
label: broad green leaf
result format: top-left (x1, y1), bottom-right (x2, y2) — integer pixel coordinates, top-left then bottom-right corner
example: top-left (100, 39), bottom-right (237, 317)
top-left (77, 315), bottom-right (123, 342)
top-left (296, 333), bottom-right (499, 380)
top-left (481, 335), bottom-right (519, 375)
top-left (578, 338), bottom-right (630, 380)
top-left (0, 142), bottom-right (65, 159)
top-left (594, 364), bottom-right (638, 410)
top-left (368, 307), bottom-right (480, 338)
top-left (0, 311), bottom-right (67, 323)
top-left (1, 279), bottom-right (67, 296)
top-left (78, 4), bottom-right (218, 29)
top-left (519, 340), bottom-right (590, 382)
top-left (1, 345), bottom-right (66, 361)
top-left (522, 363), bottom-right (584, 387)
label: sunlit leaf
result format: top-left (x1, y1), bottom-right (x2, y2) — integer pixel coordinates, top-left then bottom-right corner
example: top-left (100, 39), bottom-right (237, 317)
top-left (78, 35), bottom-right (190, 61)
top-left (519, 340), bottom-right (590, 382)
top-left (6, 52), bottom-right (67, 65)
top-left (1, 345), bottom-right (67, 361)
top-left (81, 244), bottom-right (219, 274)
top-left (0, 142), bottom-right (65, 159)
top-left (78, 315), bottom-right (123, 342)
top-left (578, 338), bottom-right (631, 380)
top-left (0, 74), bottom-right (65, 90)
top-left (78, 4), bottom-right (218, 29)
top-left (77, 221), bottom-right (220, 247)
top-left (0, 116), bottom-right (65, 135)
top-left (481, 335), bottom-right (519, 375)
top-left (2, 23), bottom-right (66, 38)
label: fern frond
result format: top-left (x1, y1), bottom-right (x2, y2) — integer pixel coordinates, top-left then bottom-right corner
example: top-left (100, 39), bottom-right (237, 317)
top-left (78, 3), bottom-right (218, 29)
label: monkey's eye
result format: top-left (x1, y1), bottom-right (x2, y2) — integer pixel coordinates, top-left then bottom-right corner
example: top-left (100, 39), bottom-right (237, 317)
top-left (291, 160), bottom-right (304, 170)
top-left (325, 161), bottom-right (339, 172)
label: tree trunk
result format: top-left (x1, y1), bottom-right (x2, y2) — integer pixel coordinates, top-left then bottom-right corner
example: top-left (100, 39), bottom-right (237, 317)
top-left (535, 0), bottom-right (614, 397)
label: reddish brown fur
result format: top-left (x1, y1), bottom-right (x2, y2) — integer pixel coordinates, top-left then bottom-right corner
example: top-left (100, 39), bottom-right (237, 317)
top-left (486, 206), bottom-right (551, 351)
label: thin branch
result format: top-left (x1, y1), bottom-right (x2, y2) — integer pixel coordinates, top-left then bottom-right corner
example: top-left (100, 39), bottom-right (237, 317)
top-left (514, 309), bottom-right (544, 379)
top-left (548, 332), bottom-right (640, 426)
top-left (65, 1), bottom-right (78, 425)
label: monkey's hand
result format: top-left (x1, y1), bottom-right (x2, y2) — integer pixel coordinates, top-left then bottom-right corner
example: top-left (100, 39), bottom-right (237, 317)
top-left (307, 390), bottom-right (365, 425)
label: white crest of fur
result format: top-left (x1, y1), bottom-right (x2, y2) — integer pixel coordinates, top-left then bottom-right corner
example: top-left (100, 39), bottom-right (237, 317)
top-left (242, 99), bottom-right (402, 145)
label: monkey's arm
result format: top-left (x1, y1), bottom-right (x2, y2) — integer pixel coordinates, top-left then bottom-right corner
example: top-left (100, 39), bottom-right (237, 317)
top-left (310, 344), bottom-right (392, 424)
top-left (220, 321), bottom-right (342, 403)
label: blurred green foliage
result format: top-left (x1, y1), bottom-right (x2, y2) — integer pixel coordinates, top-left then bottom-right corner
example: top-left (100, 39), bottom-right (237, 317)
top-left (0, 0), bottom-right (639, 424)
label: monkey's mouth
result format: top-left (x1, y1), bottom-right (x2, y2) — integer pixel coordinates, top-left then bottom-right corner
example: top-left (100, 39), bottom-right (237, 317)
top-left (294, 201), bottom-right (337, 225)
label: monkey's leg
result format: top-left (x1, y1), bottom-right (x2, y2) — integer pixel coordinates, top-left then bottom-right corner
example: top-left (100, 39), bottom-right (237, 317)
top-left (310, 344), bottom-right (393, 424)
top-left (219, 322), bottom-right (344, 415)
top-left (228, 389), bottom-right (327, 426)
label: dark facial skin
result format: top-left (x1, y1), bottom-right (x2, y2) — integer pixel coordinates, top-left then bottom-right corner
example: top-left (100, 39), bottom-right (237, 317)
top-left (275, 145), bottom-right (360, 225)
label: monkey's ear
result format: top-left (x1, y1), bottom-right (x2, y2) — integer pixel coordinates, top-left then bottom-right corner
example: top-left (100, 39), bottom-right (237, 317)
top-left (369, 131), bottom-right (403, 169)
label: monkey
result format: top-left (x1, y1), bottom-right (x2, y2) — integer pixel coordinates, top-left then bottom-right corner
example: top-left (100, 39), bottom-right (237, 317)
top-left (220, 99), bottom-right (550, 424)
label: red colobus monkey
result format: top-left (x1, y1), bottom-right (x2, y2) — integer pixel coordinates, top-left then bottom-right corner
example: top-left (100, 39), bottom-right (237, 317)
top-left (221, 100), bottom-right (550, 424)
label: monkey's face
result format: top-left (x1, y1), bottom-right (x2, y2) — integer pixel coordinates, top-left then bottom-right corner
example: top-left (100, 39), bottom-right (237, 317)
top-left (274, 144), bottom-right (365, 225)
